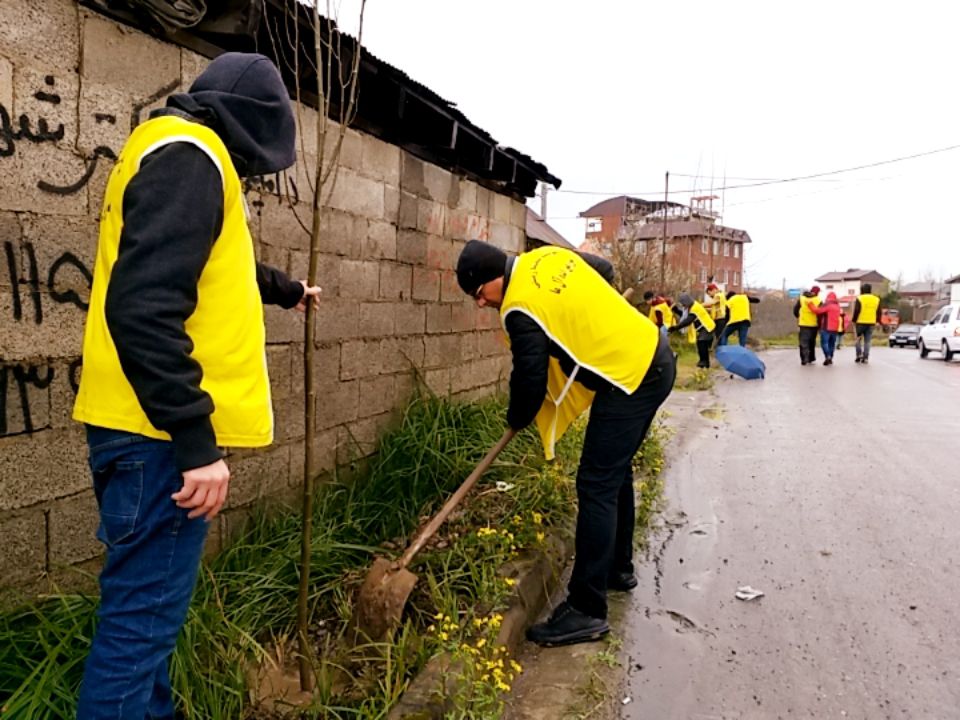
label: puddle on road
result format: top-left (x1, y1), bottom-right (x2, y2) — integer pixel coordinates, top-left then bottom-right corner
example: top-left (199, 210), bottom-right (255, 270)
top-left (699, 405), bottom-right (726, 421)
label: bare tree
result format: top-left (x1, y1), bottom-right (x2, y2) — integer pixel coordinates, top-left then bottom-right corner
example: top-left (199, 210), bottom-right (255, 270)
top-left (262, 0), bottom-right (367, 692)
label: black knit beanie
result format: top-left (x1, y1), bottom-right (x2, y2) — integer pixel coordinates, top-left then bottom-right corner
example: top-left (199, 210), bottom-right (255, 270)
top-left (456, 240), bottom-right (507, 295)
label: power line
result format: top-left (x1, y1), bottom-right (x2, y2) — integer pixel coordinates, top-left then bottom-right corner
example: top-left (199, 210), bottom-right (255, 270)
top-left (554, 142), bottom-right (960, 197)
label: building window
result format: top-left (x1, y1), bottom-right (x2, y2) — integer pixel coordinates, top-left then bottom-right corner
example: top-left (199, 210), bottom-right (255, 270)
top-left (723, 241), bottom-right (730, 257)
top-left (734, 271), bottom-right (740, 286)
top-left (586, 217), bottom-right (602, 233)
top-left (700, 266), bottom-right (707, 283)
top-left (713, 239), bottom-right (719, 255)
top-left (724, 269), bottom-right (729, 283)
top-left (734, 244), bottom-right (740, 259)
top-left (701, 237), bottom-right (708, 254)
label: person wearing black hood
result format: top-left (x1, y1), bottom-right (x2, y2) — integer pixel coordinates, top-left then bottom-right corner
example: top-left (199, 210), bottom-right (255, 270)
top-left (670, 292), bottom-right (716, 368)
top-left (72, 53), bottom-right (320, 718)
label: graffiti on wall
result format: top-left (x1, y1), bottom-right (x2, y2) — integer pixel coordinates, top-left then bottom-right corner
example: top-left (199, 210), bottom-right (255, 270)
top-left (3, 241), bottom-right (93, 323)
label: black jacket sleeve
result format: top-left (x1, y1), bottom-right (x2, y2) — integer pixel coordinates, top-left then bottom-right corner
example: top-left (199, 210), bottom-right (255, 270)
top-left (792, 299), bottom-right (801, 318)
top-left (256, 262), bottom-right (304, 308)
top-left (105, 143), bottom-right (225, 472)
top-left (749, 296), bottom-right (760, 304)
top-left (576, 251), bottom-right (615, 285)
top-left (674, 311), bottom-right (695, 330)
top-left (503, 312), bottom-right (549, 430)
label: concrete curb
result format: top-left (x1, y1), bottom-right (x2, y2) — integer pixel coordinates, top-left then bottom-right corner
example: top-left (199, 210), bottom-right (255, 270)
top-left (387, 528), bottom-right (576, 719)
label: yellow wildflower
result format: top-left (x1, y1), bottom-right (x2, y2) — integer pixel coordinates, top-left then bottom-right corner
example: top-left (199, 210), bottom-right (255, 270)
top-left (504, 577), bottom-right (516, 587)
top-left (531, 512), bottom-right (543, 525)
top-left (536, 531), bottom-right (545, 543)
top-left (438, 631), bottom-right (448, 641)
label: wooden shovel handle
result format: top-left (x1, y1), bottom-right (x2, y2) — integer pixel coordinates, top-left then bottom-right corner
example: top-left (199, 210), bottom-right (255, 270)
top-left (397, 428), bottom-right (516, 569)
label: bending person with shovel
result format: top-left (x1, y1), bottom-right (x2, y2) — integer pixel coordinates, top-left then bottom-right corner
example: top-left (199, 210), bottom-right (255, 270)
top-left (455, 240), bottom-right (676, 646)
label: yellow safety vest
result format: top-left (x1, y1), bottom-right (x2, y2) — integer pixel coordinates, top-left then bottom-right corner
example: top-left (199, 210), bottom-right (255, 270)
top-left (798, 295), bottom-right (822, 328)
top-left (727, 294), bottom-right (752, 324)
top-left (649, 301), bottom-right (675, 327)
top-left (73, 114), bottom-right (273, 447)
top-left (686, 301), bottom-right (717, 343)
top-left (857, 294), bottom-right (880, 325)
top-left (502, 247), bottom-right (660, 459)
top-left (708, 291), bottom-right (727, 320)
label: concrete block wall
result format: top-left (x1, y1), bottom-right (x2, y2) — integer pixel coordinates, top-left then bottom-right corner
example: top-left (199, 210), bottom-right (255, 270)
top-left (0, 1), bottom-right (524, 596)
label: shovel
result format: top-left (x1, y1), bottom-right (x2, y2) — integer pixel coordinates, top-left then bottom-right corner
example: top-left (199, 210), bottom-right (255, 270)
top-left (355, 428), bottom-right (516, 641)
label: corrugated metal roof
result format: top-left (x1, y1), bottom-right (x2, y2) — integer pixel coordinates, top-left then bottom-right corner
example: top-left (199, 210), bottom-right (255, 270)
top-left (526, 208), bottom-right (575, 249)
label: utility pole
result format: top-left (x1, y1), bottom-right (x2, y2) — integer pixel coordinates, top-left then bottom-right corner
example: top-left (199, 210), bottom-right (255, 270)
top-left (660, 171), bottom-right (669, 288)
top-left (540, 181), bottom-right (548, 219)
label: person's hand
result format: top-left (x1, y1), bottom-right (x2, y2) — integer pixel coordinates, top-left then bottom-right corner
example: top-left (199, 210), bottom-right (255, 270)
top-left (172, 459), bottom-right (230, 521)
top-left (295, 281), bottom-right (322, 313)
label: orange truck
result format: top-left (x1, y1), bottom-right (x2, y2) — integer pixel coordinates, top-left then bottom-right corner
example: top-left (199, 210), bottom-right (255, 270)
top-left (880, 308), bottom-right (900, 332)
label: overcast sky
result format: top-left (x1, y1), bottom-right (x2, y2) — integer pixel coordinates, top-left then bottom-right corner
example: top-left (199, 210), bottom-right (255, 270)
top-left (333, 1), bottom-right (960, 289)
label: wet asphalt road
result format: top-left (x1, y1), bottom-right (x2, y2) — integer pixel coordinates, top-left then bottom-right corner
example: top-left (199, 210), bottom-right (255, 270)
top-left (621, 345), bottom-right (960, 720)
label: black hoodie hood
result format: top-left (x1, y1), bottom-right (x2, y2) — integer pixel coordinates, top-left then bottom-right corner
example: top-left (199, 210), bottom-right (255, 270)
top-left (167, 52), bottom-right (295, 178)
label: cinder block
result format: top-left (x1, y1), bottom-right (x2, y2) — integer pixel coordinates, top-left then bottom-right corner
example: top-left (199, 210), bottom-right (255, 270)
top-left (397, 229), bottom-right (428, 265)
top-left (259, 199), bottom-right (311, 251)
top-left (424, 334), bottom-right (461, 369)
top-left (416, 200), bottom-right (445, 236)
top-left (0, 142), bottom-right (88, 216)
top-left (14, 64), bottom-right (79, 154)
top-left (450, 303), bottom-right (478, 333)
top-left (399, 252), bottom-right (443, 302)
top-left (257, 243), bottom-right (289, 277)
top-left (359, 302), bottom-right (395, 337)
top-left (510, 225), bottom-right (525, 253)
top-left (343, 411), bottom-right (394, 459)
top-left (338, 259), bottom-right (379, 300)
top-left (315, 379), bottom-right (359, 429)
top-left (0, 0), bottom-right (79, 69)
top-left (48, 357), bottom-right (81, 430)
top-left (393, 370), bottom-right (415, 407)
top-left (457, 180), bottom-right (478, 212)
top-left (307, 427), bottom-right (340, 480)
top-left (492, 193), bottom-right (513, 224)
top-left (324, 127), bottom-right (362, 172)
top-left (425, 303), bottom-right (452, 334)
top-left (360, 133), bottom-right (401, 185)
top-left (264, 303), bottom-right (305, 344)
top-left (510, 198), bottom-right (527, 229)
top-left (358, 375), bottom-right (395, 418)
top-left (266, 346), bottom-right (292, 399)
top-left (400, 153), bottom-right (426, 197)
top-left (460, 331), bottom-right (478, 363)
top-left (394, 303), bottom-right (425, 336)
top-left (0, 508), bottom-right (46, 589)
top-left (0, 57), bottom-right (13, 111)
top-left (426, 235), bottom-right (457, 271)
top-left (398, 191), bottom-right (418, 230)
top-left (440, 270), bottom-right (462, 302)
top-left (0, 427), bottom-right (89, 512)
top-left (445, 209), bottom-right (489, 243)
top-left (365, 220), bottom-right (397, 260)
top-left (225, 444), bottom-right (291, 509)
top-left (478, 329), bottom-right (508, 357)
top-left (48, 489), bottom-right (101, 566)
top-left (291, 103), bottom-right (319, 159)
top-left (475, 186), bottom-right (492, 217)
top-left (340, 339), bottom-right (379, 380)
top-left (489, 221), bottom-right (513, 252)
top-left (422, 164), bottom-right (454, 205)
top-left (477, 308), bottom-right (502, 330)
top-left (383, 185), bottom-right (400, 225)
top-left (0, 291), bottom-right (86, 362)
top-left (315, 298), bottom-right (359, 344)
top-left (319, 208), bottom-right (364, 259)
top-left (0, 213), bottom-right (23, 272)
top-left (20, 214), bottom-right (97, 290)
top-left (80, 13), bottom-right (180, 108)
top-left (307, 345), bottom-right (342, 390)
top-left (411, 267), bottom-right (440, 302)
top-left (327, 168), bottom-right (385, 219)
top-left (181, 48), bottom-right (208, 89)
top-left (274, 399), bottom-right (305, 443)
top-left (0, 360), bottom-right (51, 435)
top-left (424, 367), bottom-right (450, 397)
top-left (389, 336), bottom-right (424, 372)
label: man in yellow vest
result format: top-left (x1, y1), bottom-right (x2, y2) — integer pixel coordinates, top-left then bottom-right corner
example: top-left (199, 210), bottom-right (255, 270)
top-left (643, 290), bottom-right (675, 336)
top-left (72, 53), bottom-right (320, 718)
top-left (670, 292), bottom-right (716, 368)
top-left (852, 282), bottom-right (881, 364)
top-left (703, 282), bottom-right (727, 341)
top-left (793, 286), bottom-right (822, 365)
top-left (457, 240), bottom-right (676, 646)
top-left (718, 289), bottom-right (760, 346)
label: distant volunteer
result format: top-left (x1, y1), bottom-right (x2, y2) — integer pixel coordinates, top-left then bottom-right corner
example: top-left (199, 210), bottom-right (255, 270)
top-left (793, 286), bottom-right (822, 366)
top-left (852, 283), bottom-right (881, 364)
top-left (671, 292), bottom-right (716, 368)
top-left (719, 290), bottom-right (760, 347)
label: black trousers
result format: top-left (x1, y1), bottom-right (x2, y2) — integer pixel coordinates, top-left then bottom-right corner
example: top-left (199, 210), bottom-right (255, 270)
top-left (714, 318), bottom-right (727, 343)
top-left (696, 335), bottom-right (713, 367)
top-left (567, 337), bottom-right (677, 619)
top-left (798, 326), bottom-right (818, 364)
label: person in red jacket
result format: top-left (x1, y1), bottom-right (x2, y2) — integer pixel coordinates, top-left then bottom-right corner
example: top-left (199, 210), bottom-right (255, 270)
top-left (808, 292), bottom-right (844, 365)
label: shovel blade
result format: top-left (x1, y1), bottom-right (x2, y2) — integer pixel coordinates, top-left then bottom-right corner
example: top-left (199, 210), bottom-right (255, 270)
top-left (354, 557), bottom-right (419, 642)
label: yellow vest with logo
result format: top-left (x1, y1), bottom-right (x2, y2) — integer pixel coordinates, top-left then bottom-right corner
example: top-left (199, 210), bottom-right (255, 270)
top-left (857, 293), bottom-right (880, 325)
top-left (502, 247), bottom-right (660, 459)
top-left (73, 115), bottom-right (273, 447)
top-left (727, 294), bottom-right (752, 324)
top-left (708, 291), bottom-right (726, 320)
top-left (798, 295), bottom-right (821, 327)
top-left (649, 301), bottom-right (675, 327)
top-left (686, 301), bottom-right (717, 343)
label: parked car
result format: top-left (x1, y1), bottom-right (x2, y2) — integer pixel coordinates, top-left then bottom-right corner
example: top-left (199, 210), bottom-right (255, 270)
top-left (889, 324), bottom-right (921, 347)
top-left (918, 304), bottom-right (960, 361)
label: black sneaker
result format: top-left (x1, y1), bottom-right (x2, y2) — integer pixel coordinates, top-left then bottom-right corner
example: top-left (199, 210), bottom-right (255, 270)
top-left (855, 356), bottom-right (862, 363)
top-left (608, 571), bottom-right (638, 592)
top-left (526, 601), bottom-right (609, 647)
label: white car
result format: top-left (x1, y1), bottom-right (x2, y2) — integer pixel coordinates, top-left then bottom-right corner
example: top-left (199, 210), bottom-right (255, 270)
top-left (918, 303), bottom-right (960, 361)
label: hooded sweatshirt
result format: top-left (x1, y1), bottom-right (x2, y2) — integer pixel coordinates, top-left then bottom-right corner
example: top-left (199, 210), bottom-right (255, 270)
top-left (809, 291), bottom-right (844, 332)
top-left (100, 53), bottom-right (304, 470)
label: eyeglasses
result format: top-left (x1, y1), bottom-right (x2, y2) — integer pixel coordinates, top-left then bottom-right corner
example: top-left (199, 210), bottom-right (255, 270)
top-left (472, 283), bottom-right (485, 300)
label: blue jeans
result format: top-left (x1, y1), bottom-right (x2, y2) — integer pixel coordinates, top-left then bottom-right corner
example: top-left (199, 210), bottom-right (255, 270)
top-left (720, 321), bottom-right (749, 347)
top-left (820, 330), bottom-right (838, 359)
top-left (77, 427), bottom-right (209, 720)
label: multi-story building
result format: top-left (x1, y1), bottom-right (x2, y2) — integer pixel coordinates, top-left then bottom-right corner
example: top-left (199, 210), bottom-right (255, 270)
top-left (579, 195), bottom-right (751, 291)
